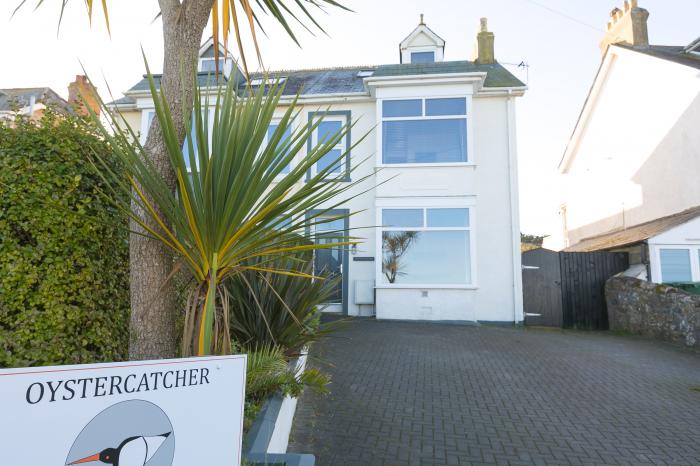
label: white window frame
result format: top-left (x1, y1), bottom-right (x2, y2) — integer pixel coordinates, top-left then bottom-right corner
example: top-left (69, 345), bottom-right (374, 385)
top-left (375, 203), bottom-right (477, 289)
top-left (308, 113), bottom-right (350, 180)
top-left (139, 110), bottom-right (155, 145)
top-left (377, 95), bottom-right (473, 168)
top-left (651, 244), bottom-right (700, 283)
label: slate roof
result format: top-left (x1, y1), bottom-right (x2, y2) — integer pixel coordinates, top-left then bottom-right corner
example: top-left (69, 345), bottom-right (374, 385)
top-left (372, 61), bottom-right (525, 88)
top-left (616, 43), bottom-right (700, 71)
top-left (119, 60), bottom-right (525, 101)
top-left (0, 87), bottom-right (69, 112)
top-left (565, 206), bottom-right (700, 252)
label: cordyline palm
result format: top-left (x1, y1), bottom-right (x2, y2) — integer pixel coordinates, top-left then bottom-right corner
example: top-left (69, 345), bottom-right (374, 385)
top-left (17, 0), bottom-right (350, 361)
top-left (94, 70), bottom-right (369, 356)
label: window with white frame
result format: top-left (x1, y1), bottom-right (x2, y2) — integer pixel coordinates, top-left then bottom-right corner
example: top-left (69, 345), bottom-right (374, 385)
top-left (141, 110), bottom-right (156, 144)
top-left (381, 97), bottom-right (468, 164)
top-left (264, 122), bottom-right (293, 176)
top-left (380, 207), bottom-right (472, 285)
top-left (410, 51), bottom-right (435, 63)
top-left (658, 246), bottom-right (700, 283)
top-left (308, 112), bottom-right (350, 179)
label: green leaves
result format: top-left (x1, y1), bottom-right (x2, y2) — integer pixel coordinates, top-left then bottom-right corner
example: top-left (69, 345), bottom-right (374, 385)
top-left (0, 112), bottom-right (129, 368)
top-left (93, 68), bottom-right (369, 356)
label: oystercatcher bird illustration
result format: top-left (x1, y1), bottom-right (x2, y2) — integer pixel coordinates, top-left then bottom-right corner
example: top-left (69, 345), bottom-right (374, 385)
top-left (67, 432), bottom-right (171, 466)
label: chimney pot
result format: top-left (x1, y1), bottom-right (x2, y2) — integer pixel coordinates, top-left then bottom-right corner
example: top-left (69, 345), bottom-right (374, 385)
top-left (599, 1), bottom-right (649, 55)
top-left (475, 17), bottom-right (495, 65)
top-left (68, 75), bottom-right (99, 117)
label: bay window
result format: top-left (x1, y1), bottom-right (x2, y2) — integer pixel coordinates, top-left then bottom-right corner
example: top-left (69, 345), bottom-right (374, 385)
top-left (380, 207), bottom-right (472, 286)
top-left (381, 97), bottom-right (468, 164)
top-left (265, 122), bottom-right (293, 175)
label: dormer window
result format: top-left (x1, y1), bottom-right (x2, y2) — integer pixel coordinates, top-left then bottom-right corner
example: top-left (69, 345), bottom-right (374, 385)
top-left (199, 58), bottom-right (218, 73)
top-left (249, 77), bottom-right (286, 87)
top-left (410, 51), bottom-right (435, 64)
top-left (399, 16), bottom-right (445, 64)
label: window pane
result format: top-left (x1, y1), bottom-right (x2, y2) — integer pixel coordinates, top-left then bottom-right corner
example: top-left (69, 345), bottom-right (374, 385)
top-left (200, 59), bottom-right (217, 72)
top-left (660, 249), bottom-right (692, 282)
top-left (383, 119), bottom-right (467, 164)
top-left (316, 148), bottom-right (343, 174)
top-left (382, 209), bottom-right (423, 228)
top-left (427, 208), bottom-right (469, 227)
top-left (315, 217), bottom-right (345, 232)
top-left (382, 99), bottom-right (422, 118)
top-left (317, 120), bottom-right (342, 144)
top-left (382, 231), bottom-right (470, 284)
top-left (267, 124), bottom-right (292, 174)
top-left (182, 121), bottom-right (198, 172)
top-left (410, 51), bottom-right (435, 64)
top-left (425, 98), bottom-right (467, 116)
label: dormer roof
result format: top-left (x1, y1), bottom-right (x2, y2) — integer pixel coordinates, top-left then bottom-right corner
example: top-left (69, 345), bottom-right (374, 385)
top-left (399, 16), bottom-right (446, 64)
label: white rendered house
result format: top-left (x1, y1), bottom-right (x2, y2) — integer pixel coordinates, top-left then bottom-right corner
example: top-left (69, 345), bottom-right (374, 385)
top-left (111, 18), bottom-right (527, 322)
top-left (544, 1), bottom-right (700, 285)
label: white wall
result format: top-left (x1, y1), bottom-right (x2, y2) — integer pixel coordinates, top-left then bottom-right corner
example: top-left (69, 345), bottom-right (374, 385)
top-left (553, 46), bottom-right (700, 250)
top-left (119, 83), bottom-right (523, 323)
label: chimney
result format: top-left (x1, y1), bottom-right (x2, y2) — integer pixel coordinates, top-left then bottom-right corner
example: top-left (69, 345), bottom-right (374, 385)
top-left (599, 0), bottom-right (649, 55)
top-left (68, 75), bottom-right (99, 117)
top-left (474, 18), bottom-right (495, 65)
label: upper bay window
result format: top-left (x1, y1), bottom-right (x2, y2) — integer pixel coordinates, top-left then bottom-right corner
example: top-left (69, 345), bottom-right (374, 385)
top-left (265, 122), bottom-right (293, 176)
top-left (381, 97), bottom-right (468, 164)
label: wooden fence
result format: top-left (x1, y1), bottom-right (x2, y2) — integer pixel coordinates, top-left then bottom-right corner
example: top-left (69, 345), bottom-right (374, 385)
top-left (522, 249), bottom-right (629, 330)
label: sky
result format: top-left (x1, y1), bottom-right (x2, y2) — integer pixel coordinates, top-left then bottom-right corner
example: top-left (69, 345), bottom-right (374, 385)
top-left (1, 0), bottom-right (699, 235)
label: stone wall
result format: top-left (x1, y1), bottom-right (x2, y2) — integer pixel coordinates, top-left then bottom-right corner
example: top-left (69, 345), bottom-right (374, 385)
top-left (605, 276), bottom-right (699, 347)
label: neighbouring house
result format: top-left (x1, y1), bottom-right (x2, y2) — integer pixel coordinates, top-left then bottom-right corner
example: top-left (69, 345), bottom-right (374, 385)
top-left (544, 0), bottom-right (700, 285)
top-left (0, 76), bottom-right (99, 123)
top-left (111, 18), bottom-right (527, 323)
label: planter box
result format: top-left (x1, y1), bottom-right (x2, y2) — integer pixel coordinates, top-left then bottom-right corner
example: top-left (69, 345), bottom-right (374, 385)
top-left (244, 351), bottom-right (315, 466)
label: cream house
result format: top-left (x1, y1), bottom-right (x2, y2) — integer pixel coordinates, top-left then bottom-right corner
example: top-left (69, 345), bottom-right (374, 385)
top-left (545, 1), bottom-right (700, 284)
top-left (111, 18), bottom-right (527, 322)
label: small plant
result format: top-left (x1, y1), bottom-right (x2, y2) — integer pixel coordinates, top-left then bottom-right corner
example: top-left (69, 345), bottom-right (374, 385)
top-left (243, 344), bottom-right (328, 431)
top-left (227, 248), bottom-right (339, 356)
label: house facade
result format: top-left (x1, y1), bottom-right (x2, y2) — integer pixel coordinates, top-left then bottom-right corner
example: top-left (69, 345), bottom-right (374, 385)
top-left (544, 1), bottom-right (700, 284)
top-left (112, 19), bottom-right (527, 323)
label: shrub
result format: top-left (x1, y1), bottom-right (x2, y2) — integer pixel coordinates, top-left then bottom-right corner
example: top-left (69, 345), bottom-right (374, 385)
top-left (227, 252), bottom-right (339, 356)
top-left (0, 112), bottom-right (129, 367)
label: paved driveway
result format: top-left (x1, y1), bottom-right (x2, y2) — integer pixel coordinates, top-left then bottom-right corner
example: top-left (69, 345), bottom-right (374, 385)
top-left (288, 319), bottom-right (700, 466)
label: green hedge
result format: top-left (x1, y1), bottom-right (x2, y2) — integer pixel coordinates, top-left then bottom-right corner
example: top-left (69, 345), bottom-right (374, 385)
top-left (0, 113), bottom-right (129, 367)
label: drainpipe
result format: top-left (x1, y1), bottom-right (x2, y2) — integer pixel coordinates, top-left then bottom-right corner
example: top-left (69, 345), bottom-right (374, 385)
top-left (506, 89), bottom-right (524, 323)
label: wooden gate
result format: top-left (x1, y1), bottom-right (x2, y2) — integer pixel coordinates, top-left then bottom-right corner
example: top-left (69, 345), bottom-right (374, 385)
top-left (522, 249), bottom-right (629, 330)
top-left (522, 249), bottom-right (563, 327)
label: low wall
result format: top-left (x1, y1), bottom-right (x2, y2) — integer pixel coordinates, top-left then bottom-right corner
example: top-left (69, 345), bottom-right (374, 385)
top-left (605, 276), bottom-right (700, 347)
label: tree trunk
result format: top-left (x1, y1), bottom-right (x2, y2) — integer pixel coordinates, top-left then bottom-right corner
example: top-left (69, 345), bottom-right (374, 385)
top-left (128, 0), bottom-right (214, 360)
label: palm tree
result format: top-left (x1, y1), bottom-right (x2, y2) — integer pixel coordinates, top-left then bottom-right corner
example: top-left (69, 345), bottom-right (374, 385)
top-left (93, 72), bottom-right (370, 356)
top-left (14, 0), bottom-right (350, 359)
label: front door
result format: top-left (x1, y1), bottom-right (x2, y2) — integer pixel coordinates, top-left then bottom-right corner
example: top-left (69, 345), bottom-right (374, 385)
top-left (314, 216), bottom-right (345, 313)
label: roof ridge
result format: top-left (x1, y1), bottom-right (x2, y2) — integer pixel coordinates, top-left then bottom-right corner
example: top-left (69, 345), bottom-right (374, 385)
top-left (252, 65), bottom-right (380, 75)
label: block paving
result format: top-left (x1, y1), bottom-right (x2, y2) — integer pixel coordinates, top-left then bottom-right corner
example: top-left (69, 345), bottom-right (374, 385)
top-left (289, 318), bottom-right (700, 465)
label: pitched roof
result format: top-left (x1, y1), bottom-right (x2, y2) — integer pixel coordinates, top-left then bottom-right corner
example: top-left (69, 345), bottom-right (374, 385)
top-left (0, 87), bottom-right (69, 112)
top-left (616, 43), bottom-right (700, 70)
top-left (121, 60), bottom-right (524, 99)
top-left (372, 61), bottom-right (525, 88)
top-left (565, 206), bottom-right (700, 252)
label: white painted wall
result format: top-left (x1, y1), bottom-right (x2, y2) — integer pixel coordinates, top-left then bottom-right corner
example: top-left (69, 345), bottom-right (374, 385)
top-left (550, 45), bottom-right (700, 250)
top-left (117, 79), bottom-right (523, 323)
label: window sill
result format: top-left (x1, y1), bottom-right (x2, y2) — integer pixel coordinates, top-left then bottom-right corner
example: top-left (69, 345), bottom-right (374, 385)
top-left (377, 162), bottom-right (476, 169)
top-left (375, 284), bottom-right (478, 290)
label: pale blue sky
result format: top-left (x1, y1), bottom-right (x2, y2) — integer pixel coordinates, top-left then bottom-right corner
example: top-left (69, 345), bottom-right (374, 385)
top-left (2, 0), bottom-right (698, 234)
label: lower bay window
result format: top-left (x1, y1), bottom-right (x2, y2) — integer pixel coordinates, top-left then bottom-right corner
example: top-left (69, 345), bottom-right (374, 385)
top-left (379, 207), bottom-right (473, 286)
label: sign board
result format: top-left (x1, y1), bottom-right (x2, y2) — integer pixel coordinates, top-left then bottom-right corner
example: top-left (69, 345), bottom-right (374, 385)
top-left (0, 355), bottom-right (247, 466)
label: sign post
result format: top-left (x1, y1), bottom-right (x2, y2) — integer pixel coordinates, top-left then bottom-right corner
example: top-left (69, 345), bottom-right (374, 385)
top-left (0, 355), bottom-right (247, 466)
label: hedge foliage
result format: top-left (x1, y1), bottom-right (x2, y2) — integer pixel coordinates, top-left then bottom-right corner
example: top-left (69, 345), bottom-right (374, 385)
top-left (0, 113), bottom-right (129, 367)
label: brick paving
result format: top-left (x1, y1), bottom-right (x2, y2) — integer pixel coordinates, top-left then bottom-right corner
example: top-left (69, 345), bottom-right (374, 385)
top-left (288, 318), bottom-right (700, 466)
